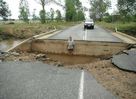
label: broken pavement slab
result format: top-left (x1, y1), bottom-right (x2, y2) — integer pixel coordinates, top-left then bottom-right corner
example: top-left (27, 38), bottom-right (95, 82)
top-left (112, 49), bottom-right (136, 72)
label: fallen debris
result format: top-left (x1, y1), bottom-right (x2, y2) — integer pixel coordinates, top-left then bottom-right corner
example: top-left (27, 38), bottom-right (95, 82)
top-left (0, 50), bottom-right (10, 61)
top-left (36, 54), bottom-right (47, 61)
top-left (112, 49), bottom-right (136, 72)
top-left (11, 52), bottom-right (20, 56)
top-left (56, 62), bottom-right (64, 67)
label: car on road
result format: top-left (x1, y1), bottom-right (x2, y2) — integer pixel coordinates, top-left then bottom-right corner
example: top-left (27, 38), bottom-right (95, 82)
top-left (84, 19), bottom-right (94, 29)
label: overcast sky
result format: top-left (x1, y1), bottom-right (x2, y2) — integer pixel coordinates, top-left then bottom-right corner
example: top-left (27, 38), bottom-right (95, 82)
top-left (5, 0), bottom-right (117, 19)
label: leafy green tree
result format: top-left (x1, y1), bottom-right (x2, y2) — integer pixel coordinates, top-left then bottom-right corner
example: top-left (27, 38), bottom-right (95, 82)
top-left (0, 0), bottom-right (11, 20)
top-left (50, 8), bottom-right (54, 20)
top-left (46, 12), bottom-right (50, 20)
top-left (39, 10), bottom-right (46, 23)
top-left (65, 0), bottom-right (85, 21)
top-left (19, 0), bottom-right (29, 23)
top-left (90, 0), bottom-right (110, 21)
top-left (65, 0), bottom-right (77, 21)
top-left (74, 0), bottom-right (82, 10)
top-left (32, 9), bottom-right (39, 20)
top-left (118, 0), bottom-right (136, 22)
top-left (35, 0), bottom-right (51, 23)
top-left (74, 0), bottom-right (85, 21)
top-left (77, 10), bottom-right (85, 21)
top-left (56, 9), bottom-right (61, 21)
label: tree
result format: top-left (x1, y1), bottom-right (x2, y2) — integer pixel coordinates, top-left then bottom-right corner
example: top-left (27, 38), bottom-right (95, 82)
top-left (74, 0), bottom-right (82, 10)
top-left (39, 10), bottom-right (46, 23)
top-left (50, 8), bottom-right (54, 20)
top-left (65, 0), bottom-right (77, 21)
top-left (74, 0), bottom-right (85, 21)
top-left (0, 0), bottom-right (11, 20)
top-left (65, 0), bottom-right (84, 21)
top-left (90, 0), bottom-right (110, 21)
top-left (56, 9), bottom-right (61, 21)
top-left (77, 10), bottom-right (85, 21)
top-left (46, 12), bottom-right (50, 20)
top-left (118, 0), bottom-right (136, 22)
top-left (32, 9), bottom-right (39, 20)
top-left (18, 0), bottom-right (29, 23)
top-left (35, 0), bottom-right (50, 23)
top-left (36, 0), bottom-right (64, 23)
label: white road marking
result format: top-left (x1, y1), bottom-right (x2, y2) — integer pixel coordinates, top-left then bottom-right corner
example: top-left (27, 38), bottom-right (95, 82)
top-left (83, 30), bottom-right (87, 40)
top-left (85, 30), bottom-right (87, 40)
top-left (78, 70), bottom-right (84, 99)
top-left (83, 32), bottom-right (85, 40)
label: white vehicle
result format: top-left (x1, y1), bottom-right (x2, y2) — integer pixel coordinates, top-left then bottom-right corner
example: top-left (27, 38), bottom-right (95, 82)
top-left (84, 19), bottom-right (94, 29)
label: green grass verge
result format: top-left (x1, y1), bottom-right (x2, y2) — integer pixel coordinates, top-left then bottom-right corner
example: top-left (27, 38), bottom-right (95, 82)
top-left (0, 21), bottom-right (80, 41)
top-left (97, 21), bottom-right (136, 37)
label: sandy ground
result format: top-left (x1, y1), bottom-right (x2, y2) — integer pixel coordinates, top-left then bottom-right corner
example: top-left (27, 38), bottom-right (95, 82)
top-left (2, 52), bottom-right (136, 99)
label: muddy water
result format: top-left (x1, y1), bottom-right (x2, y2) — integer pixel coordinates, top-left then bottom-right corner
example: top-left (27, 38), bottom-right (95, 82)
top-left (46, 53), bottom-right (100, 65)
top-left (0, 40), bottom-right (22, 51)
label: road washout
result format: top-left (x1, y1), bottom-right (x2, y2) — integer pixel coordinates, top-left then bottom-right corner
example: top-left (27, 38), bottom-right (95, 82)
top-left (1, 51), bottom-right (135, 99)
top-left (0, 39), bottom-right (136, 99)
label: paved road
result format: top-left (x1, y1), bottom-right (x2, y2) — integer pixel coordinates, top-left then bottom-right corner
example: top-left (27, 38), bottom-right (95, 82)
top-left (49, 24), bottom-right (122, 42)
top-left (0, 62), bottom-right (117, 99)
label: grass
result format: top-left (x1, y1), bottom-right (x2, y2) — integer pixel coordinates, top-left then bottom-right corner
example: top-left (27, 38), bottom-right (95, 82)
top-left (0, 21), bottom-right (80, 41)
top-left (97, 21), bottom-right (136, 37)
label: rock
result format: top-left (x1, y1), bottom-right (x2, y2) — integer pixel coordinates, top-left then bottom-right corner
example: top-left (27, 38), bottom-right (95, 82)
top-left (36, 54), bottom-right (46, 58)
top-left (11, 52), bottom-right (20, 56)
top-left (111, 77), bottom-right (115, 80)
top-left (0, 51), bottom-right (10, 59)
top-left (46, 58), bottom-right (50, 60)
top-left (36, 54), bottom-right (47, 61)
top-left (56, 62), bottom-right (64, 67)
top-left (0, 51), bottom-right (6, 56)
top-left (0, 57), bottom-right (4, 62)
top-left (80, 67), bottom-right (84, 70)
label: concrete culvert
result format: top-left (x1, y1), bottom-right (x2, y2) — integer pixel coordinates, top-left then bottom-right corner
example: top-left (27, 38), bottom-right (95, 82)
top-left (8, 39), bottom-right (129, 65)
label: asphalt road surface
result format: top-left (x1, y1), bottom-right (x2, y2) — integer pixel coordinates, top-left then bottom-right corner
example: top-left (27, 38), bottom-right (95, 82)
top-left (0, 61), bottom-right (117, 99)
top-left (49, 24), bottom-right (122, 42)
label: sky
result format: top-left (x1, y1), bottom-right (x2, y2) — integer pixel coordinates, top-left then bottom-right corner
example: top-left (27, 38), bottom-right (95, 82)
top-left (5, 0), bottom-right (117, 19)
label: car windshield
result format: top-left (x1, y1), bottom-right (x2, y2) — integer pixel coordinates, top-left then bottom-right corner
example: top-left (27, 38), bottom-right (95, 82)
top-left (85, 19), bottom-right (93, 22)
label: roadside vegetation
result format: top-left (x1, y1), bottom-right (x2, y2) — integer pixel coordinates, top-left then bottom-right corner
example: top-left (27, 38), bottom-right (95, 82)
top-left (97, 21), bottom-right (136, 37)
top-left (0, 21), bottom-right (80, 41)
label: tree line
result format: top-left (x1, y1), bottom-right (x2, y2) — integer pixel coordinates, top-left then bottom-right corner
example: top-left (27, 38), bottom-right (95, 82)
top-left (90, 0), bottom-right (136, 23)
top-left (0, 0), bottom-right (85, 23)
top-left (0, 0), bottom-right (135, 23)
